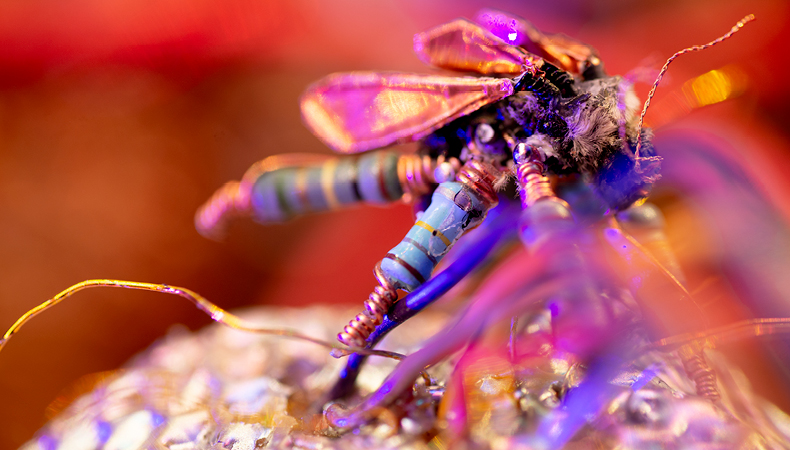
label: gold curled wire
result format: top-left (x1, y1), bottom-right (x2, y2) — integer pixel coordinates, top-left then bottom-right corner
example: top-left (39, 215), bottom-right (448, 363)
top-left (0, 279), bottom-right (404, 361)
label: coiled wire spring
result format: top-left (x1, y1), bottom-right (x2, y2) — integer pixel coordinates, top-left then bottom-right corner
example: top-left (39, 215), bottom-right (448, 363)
top-left (337, 263), bottom-right (399, 348)
top-left (681, 347), bottom-right (721, 402)
top-left (512, 142), bottom-right (555, 207)
top-left (396, 154), bottom-right (436, 202)
top-left (397, 154), bottom-right (461, 203)
top-left (456, 159), bottom-right (500, 207)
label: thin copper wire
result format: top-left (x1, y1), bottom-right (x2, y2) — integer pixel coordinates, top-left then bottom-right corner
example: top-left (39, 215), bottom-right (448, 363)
top-left (648, 318), bottom-right (790, 351)
top-left (456, 159), bottom-right (501, 207)
top-left (195, 154), bottom-right (332, 239)
top-left (0, 279), bottom-right (404, 361)
top-left (515, 161), bottom-right (553, 207)
top-left (608, 218), bottom-right (722, 400)
top-left (634, 14), bottom-right (755, 171)
top-left (195, 181), bottom-right (248, 240)
top-left (609, 219), bottom-right (697, 303)
top-left (337, 263), bottom-right (399, 348)
top-left (396, 154), bottom-right (436, 202)
top-left (643, 319), bottom-right (790, 401)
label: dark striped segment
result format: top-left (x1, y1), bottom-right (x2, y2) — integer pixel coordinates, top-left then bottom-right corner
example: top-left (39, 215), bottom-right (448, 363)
top-left (384, 253), bottom-right (427, 285)
top-left (249, 150), bottom-right (405, 222)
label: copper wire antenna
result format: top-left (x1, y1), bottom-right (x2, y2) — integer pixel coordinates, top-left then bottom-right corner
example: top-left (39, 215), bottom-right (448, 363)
top-left (634, 14), bottom-right (756, 171)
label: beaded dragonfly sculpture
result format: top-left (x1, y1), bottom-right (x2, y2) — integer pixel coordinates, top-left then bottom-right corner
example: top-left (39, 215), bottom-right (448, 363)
top-left (6, 8), bottom-right (786, 449)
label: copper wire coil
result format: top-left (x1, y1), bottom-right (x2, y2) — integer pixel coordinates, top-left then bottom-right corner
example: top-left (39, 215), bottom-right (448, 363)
top-left (681, 352), bottom-right (721, 401)
top-left (515, 161), bottom-right (554, 207)
top-left (338, 263), bottom-right (398, 348)
top-left (456, 160), bottom-right (500, 206)
top-left (397, 154), bottom-right (435, 201)
top-left (194, 181), bottom-right (249, 239)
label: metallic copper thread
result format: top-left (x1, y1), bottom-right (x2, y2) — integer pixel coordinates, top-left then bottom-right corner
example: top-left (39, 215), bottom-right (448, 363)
top-left (0, 279), bottom-right (406, 361)
top-left (397, 154), bottom-right (436, 201)
top-left (456, 159), bottom-right (500, 207)
top-left (680, 348), bottom-right (721, 402)
top-left (634, 15), bottom-right (755, 168)
top-left (515, 160), bottom-right (553, 208)
top-left (337, 262), bottom-right (399, 348)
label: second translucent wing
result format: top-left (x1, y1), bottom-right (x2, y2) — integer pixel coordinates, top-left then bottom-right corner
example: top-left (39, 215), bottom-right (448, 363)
top-left (413, 18), bottom-right (542, 77)
top-left (475, 9), bottom-right (602, 76)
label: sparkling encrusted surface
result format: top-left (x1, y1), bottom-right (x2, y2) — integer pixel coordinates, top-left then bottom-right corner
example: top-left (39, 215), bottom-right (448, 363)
top-left (21, 306), bottom-right (790, 449)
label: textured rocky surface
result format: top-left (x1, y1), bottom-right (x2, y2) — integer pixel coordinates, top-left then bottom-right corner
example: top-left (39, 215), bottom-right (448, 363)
top-left (20, 306), bottom-right (790, 449)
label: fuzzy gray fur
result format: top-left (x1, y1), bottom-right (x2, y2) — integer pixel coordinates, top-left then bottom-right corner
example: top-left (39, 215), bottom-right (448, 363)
top-left (505, 77), bottom-right (641, 176)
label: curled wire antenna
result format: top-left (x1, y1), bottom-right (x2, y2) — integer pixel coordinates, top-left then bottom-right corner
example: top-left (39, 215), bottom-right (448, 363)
top-left (634, 14), bottom-right (755, 172)
top-left (0, 279), bottom-right (404, 361)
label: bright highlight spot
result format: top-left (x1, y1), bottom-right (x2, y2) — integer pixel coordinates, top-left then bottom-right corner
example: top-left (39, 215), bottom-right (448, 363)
top-left (682, 65), bottom-right (748, 108)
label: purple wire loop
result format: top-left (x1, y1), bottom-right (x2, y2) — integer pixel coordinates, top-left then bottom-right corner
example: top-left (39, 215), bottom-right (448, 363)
top-left (329, 200), bottom-right (520, 400)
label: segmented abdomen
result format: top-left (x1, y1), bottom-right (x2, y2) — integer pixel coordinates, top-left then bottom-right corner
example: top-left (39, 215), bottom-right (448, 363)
top-left (250, 151), bottom-right (404, 222)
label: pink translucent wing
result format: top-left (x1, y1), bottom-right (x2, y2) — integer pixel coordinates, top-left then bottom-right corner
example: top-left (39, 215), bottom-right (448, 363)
top-left (300, 72), bottom-right (514, 154)
top-left (475, 9), bottom-right (600, 75)
top-left (413, 18), bottom-right (541, 77)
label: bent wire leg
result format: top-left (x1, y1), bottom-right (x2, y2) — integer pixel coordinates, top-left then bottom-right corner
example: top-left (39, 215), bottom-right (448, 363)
top-left (660, 132), bottom-right (790, 387)
top-left (329, 200), bottom-right (519, 400)
top-left (327, 251), bottom-right (571, 430)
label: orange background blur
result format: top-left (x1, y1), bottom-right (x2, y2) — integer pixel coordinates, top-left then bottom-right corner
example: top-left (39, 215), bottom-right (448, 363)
top-left (0, 0), bottom-right (788, 447)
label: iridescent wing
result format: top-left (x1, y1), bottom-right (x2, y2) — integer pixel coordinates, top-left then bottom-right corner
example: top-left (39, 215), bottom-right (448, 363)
top-left (300, 72), bottom-right (514, 154)
top-left (413, 18), bottom-right (542, 77)
top-left (474, 9), bottom-right (602, 76)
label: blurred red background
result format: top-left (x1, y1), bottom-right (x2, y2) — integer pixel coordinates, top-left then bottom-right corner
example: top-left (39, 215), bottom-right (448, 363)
top-left (0, 0), bottom-right (788, 447)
